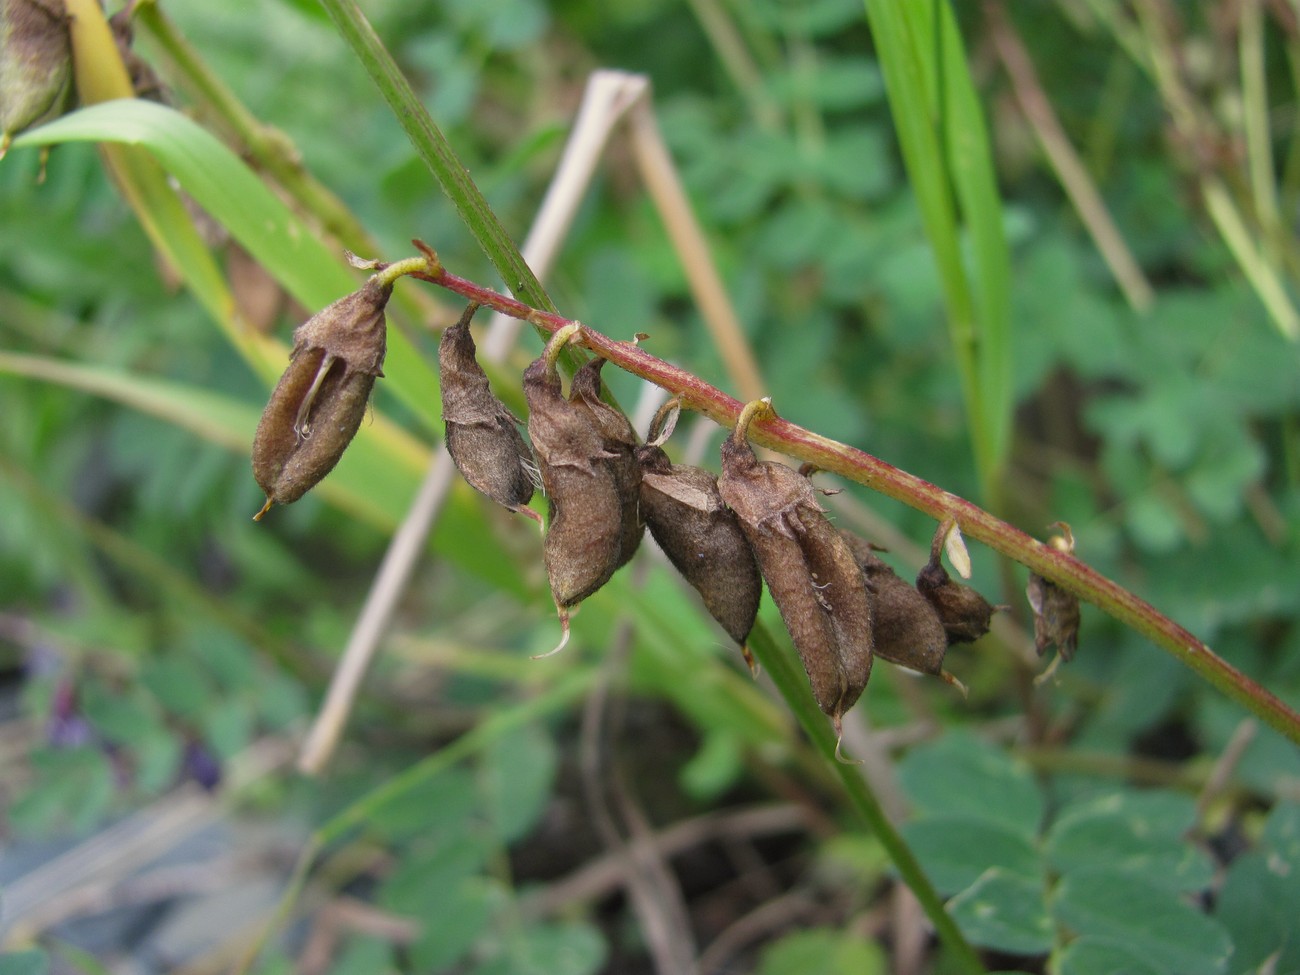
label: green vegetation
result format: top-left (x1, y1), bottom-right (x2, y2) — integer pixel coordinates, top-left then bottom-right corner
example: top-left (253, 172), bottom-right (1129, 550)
top-left (2, 1), bottom-right (1298, 972)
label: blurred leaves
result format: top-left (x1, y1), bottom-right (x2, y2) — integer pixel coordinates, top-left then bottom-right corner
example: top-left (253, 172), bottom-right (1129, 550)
top-left (3, 0), bottom-right (1300, 971)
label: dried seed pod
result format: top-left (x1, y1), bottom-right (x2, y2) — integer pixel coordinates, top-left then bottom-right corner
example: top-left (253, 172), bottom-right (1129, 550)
top-left (568, 356), bottom-right (643, 567)
top-left (1, 0), bottom-right (73, 155)
top-left (637, 407), bottom-right (761, 650)
top-left (838, 530), bottom-right (964, 695)
top-left (915, 519), bottom-right (998, 645)
top-left (251, 277), bottom-right (391, 519)
top-left (717, 400), bottom-right (873, 741)
top-left (1026, 522), bottom-right (1081, 662)
top-left (525, 327), bottom-right (628, 649)
top-left (439, 302), bottom-right (539, 521)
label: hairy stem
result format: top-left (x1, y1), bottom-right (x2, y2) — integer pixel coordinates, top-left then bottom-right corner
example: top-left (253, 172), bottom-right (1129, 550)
top-left (406, 251), bottom-right (1300, 749)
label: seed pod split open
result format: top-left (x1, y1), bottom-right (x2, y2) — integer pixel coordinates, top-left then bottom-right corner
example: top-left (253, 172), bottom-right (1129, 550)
top-left (717, 399), bottom-right (873, 743)
top-left (439, 302), bottom-right (540, 524)
top-left (1, 0), bottom-right (73, 156)
top-left (838, 530), bottom-right (967, 696)
top-left (524, 327), bottom-right (635, 652)
top-left (251, 277), bottom-right (392, 519)
top-left (637, 402), bottom-right (761, 659)
top-left (1026, 522), bottom-right (1081, 665)
top-left (915, 519), bottom-right (999, 646)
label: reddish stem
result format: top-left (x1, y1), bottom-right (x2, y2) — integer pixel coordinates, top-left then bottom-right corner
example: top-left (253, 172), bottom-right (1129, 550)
top-left (409, 254), bottom-right (1300, 748)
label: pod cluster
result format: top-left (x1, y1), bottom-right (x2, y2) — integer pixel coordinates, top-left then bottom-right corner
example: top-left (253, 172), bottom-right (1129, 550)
top-left (253, 297), bottom-right (1018, 745)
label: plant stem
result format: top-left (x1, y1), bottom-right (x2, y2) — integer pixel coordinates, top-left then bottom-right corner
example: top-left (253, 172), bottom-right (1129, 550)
top-left (313, 0), bottom-right (555, 316)
top-left (746, 622), bottom-right (985, 973)
top-left (407, 254), bottom-right (1300, 749)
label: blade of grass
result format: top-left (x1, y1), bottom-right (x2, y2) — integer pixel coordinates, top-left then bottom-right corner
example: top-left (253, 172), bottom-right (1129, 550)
top-left (1239, 0), bottom-right (1281, 249)
top-left (862, 0), bottom-right (1012, 503)
top-left (131, 0), bottom-right (380, 260)
top-left (14, 100), bottom-right (442, 419)
top-left (0, 350), bottom-right (421, 527)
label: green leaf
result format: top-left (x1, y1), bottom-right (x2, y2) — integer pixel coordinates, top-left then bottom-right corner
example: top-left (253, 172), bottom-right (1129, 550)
top-left (409, 876), bottom-right (503, 972)
top-left (483, 921), bottom-right (608, 975)
top-left (1044, 790), bottom-right (1215, 894)
top-left (756, 928), bottom-right (887, 975)
top-left (478, 723), bottom-right (558, 844)
top-left (897, 732), bottom-right (1044, 839)
top-left (366, 767), bottom-right (479, 845)
top-left (10, 747), bottom-right (115, 835)
top-left (1056, 937), bottom-right (1167, 975)
top-left (0, 951), bottom-right (50, 975)
top-left (680, 730), bottom-right (746, 801)
top-left (1214, 803), bottom-right (1300, 974)
top-left (901, 814), bottom-right (1042, 895)
top-left (202, 695), bottom-right (254, 758)
top-left (1051, 868), bottom-right (1232, 975)
top-left (323, 936), bottom-right (394, 975)
top-left (947, 868), bottom-right (1054, 956)
top-left (140, 653), bottom-right (215, 722)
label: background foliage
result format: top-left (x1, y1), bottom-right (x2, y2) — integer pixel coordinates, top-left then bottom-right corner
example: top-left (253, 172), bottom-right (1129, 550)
top-left (2, 1), bottom-right (1299, 973)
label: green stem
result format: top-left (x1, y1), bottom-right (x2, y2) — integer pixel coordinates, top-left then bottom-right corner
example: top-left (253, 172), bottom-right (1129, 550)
top-left (313, 0), bottom-right (555, 316)
top-left (409, 257), bottom-right (1300, 750)
top-left (747, 623), bottom-right (985, 973)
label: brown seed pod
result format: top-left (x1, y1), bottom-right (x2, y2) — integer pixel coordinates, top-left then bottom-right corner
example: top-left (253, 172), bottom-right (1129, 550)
top-left (0, 0), bottom-right (73, 155)
top-left (717, 400), bottom-right (873, 743)
top-left (568, 356), bottom-right (643, 568)
top-left (1026, 522), bottom-right (1081, 662)
top-left (439, 302), bottom-right (539, 522)
top-left (837, 529), bottom-right (965, 695)
top-left (915, 519), bottom-right (998, 646)
top-left (524, 327), bottom-right (629, 650)
top-left (637, 403), bottom-right (761, 653)
top-left (251, 277), bottom-right (391, 519)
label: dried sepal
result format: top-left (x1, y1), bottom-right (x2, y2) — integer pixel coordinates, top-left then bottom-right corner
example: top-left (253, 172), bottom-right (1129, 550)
top-left (637, 402), bottom-right (761, 652)
top-left (941, 519), bottom-right (972, 579)
top-left (251, 277), bottom-right (392, 519)
top-left (1026, 522), bottom-right (1081, 662)
top-left (524, 326), bottom-right (628, 646)
top-left (1, 0), bottom-right (73, 156)
top-left (439, 302), bottom-right (540, 523)
top-left (839, 530), bottom-right (965, 696)
top-left (915, 518), bottom-right (999, 646)
top-left (717, 399), bottom-right (874, 739)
